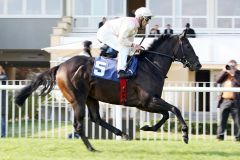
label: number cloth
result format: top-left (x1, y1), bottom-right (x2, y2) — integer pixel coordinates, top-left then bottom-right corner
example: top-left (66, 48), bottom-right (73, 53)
top-left (92, 56), bottom-right (138, 82)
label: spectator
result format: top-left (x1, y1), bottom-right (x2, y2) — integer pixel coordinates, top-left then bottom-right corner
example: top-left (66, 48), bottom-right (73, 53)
top-left (216, 59), bottom-right (240, 141)
top-left (149, 24), bottom-right (160, 37)
top-left (0, 65), bottom-right (8, 138)
top-left (164, 24), bottom-right (173, 35)
top-left (129, 9), bottom-right (135, 17)
top-left (0, 66), bottom-right (6, 75)
top-left (183, 23), bottom-right (196, 38)
top-left (79, 40), bottom-right (92, 57)
top-left (98, 17), bottom-right (107, 28)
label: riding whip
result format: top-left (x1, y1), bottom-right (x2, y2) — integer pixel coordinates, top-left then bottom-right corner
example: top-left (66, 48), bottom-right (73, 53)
top-left (127, 36), bottom-right (146, 65)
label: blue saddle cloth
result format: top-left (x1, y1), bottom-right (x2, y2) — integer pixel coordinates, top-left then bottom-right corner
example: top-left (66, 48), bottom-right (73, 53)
top-left (92, 56), bottom-right (138, 82)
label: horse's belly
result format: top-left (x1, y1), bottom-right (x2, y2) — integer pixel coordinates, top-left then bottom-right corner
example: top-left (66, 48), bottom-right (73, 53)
top-left (89, 80), bottom-right (120, 104)
top-left (89, 79), bottom-right (139, 106)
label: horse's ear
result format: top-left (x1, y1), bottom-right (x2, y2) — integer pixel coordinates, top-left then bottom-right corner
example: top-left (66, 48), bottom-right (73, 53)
top-left (183, 30), bottom-right (187, 37)
top-left (179, 30), bottom-right (186, 39)
top-left (179, 32), bottom-right (184, 39)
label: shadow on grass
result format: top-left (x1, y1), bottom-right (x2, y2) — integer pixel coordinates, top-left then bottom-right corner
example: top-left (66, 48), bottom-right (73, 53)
top-left (192, 151), bottom-right (240, 157)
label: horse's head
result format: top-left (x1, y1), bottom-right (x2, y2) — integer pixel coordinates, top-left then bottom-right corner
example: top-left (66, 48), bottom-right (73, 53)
top-left (173, 33), bottom-right (202, 71)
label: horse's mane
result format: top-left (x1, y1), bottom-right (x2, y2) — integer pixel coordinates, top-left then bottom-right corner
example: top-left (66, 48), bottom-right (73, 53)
top-left (137, 34), bottom-right (173, 59)
top-left (147, 34), bottom-right (172, 51)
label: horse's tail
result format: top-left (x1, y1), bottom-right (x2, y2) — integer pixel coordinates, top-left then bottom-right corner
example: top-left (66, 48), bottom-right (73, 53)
top-left (15, 65), bottom-right (60, 107)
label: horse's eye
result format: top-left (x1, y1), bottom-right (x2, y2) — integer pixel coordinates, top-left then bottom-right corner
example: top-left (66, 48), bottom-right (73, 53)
top-left (186, 44), bottom-right (191, 49)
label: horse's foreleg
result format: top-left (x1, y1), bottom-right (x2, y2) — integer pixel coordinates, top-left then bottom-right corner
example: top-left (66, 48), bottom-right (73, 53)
top-left (73, 100), bottom-right (96, 151)
top-left (86, 97), bottom-right (130, 140)
top-left (147, 97), bottom-right (188, 144)
top-left (140, 110), bottom-right (169, 132)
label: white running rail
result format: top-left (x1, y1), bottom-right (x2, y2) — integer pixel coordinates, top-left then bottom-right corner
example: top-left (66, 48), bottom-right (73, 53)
top-left (0, 81), bottom-right (239, 141)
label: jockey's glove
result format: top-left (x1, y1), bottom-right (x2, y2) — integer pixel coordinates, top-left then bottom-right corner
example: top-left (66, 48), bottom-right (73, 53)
top-left (131, 43), bottom-right (142, 51)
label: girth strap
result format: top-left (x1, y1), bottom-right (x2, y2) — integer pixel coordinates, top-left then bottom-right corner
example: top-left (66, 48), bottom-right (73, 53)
top-left (119, 79), bottom-right (127, 105)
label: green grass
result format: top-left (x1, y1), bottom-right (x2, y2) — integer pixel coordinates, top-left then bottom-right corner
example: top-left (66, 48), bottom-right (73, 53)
top-left (0, 138), bottom-right (239, 160)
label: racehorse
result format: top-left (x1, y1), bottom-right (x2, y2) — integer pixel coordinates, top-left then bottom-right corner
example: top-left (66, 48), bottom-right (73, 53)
top-left (15, 33), bottom-right (202, 151)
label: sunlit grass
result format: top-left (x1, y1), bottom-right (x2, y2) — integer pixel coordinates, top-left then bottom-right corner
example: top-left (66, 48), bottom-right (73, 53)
top-left (5, 120), bottom-right (236, 142)
top-left (0, 138), bottom-right (239, 160)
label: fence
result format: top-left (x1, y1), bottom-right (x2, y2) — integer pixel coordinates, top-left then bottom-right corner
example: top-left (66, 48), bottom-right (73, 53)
top-left (0, 80), bottom-right (240, 141)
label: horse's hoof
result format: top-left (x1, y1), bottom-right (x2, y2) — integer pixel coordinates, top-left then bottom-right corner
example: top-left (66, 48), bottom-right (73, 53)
top-left (68, 133), bottom-right (80, 139)
top-left (122, 133), bottom-right (130, 140)
top-left (140, 125), bottom-right (150, 131)
top-left (88, 147), bottom-right (97, 152)
top-left (183, 136), bottom-right (188, 144)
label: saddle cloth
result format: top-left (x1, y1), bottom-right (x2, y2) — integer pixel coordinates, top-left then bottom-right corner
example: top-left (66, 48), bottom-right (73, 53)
top-left (92, 56), bottom-right (138, 82)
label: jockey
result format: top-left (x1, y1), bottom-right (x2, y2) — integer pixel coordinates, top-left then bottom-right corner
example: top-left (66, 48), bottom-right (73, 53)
top-left (97, 7), bottom-right (153, 79)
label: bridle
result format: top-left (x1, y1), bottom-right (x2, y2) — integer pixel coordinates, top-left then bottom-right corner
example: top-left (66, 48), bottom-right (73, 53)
top-left (172, 37), bottom-right (184, 61)
top-left (143, 36), bottom-right (192, 69)
top-left (172, 37), bottom-right (191, 68)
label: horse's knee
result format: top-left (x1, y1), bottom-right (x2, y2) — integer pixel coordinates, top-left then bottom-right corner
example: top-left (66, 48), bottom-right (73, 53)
top-left (171, 106), bottom-right (181, 115)
top-left (89, 114), bottom-right (101, 124)
top-left (162, 111), bottom-right (169, 119)
top-left (90, 117), bottom-right (100, 124)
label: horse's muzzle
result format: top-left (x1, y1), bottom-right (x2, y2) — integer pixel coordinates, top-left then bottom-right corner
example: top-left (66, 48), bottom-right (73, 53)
top-left (192, 62), bottom-right (202, 71)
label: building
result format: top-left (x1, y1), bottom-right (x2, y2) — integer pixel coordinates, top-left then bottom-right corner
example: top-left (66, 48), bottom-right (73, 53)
top-left (1, 0), bottom-right (240, 82)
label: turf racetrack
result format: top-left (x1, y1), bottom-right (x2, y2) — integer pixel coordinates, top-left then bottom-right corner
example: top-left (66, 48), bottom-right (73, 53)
top-left (0, 139), bottom-right (239, 160)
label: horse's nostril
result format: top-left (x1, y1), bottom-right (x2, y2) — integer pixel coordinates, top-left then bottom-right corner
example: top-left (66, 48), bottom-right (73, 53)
top-left (196, 63), bottom-right (202, 69)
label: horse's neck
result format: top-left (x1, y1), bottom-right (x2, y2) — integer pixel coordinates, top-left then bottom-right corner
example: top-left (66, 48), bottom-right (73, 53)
top-left (153, 38), bottom-right (177, 76)
top-left (143, 53), bottom-right (172, 78)
top-left (140, 36), bottom-right (177, 78)
top-left (154, 54), bottom-right (172, 76)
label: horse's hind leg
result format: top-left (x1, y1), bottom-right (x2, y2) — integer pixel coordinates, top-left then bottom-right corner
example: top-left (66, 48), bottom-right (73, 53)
top-left (57, 76), bottom-right (95, 151)
top-left (72, 99), bottom-right (96, 151)
top-left (140, 110), bottom-right (169, 132)
top-left (86, 97), bottom-right (130, 140)
top-left (147, 97), bottom-right (188, 144)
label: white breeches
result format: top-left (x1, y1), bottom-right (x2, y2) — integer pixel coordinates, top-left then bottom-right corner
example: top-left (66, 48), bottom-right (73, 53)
top-left (117, 47), bottom-right (131, 71)
top-left (97, 27), bottom-right (132, 71)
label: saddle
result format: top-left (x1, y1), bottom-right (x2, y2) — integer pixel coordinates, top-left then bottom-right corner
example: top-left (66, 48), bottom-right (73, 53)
top-left (94, 45), bottom-right (138, 105)
top-left (92, 56), bottom-right (138, 82)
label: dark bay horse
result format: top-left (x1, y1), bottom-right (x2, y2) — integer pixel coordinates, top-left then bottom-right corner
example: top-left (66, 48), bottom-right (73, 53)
top-left (15, 34), bottom-right (201, 151)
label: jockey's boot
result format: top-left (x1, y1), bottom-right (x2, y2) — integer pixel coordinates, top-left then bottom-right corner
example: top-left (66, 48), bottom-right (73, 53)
top-left (118, 70), bottom-right (133, 79)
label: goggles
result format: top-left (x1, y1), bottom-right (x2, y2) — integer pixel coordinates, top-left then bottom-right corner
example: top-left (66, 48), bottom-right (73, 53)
top-left (143, 16), bottom-right (152, 22)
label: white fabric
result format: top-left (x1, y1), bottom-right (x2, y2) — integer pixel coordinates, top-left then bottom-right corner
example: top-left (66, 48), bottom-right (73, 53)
top-left (117, 47), bottom-right (131, 70)
top-left (135, 7), bottom-right (152, 18)
top-left (97, 17), bottom-right (139, 50)
top-left (97, 17), bottom-right (140, 71)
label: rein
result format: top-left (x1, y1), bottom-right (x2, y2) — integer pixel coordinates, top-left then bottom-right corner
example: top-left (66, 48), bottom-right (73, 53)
top-left (142, 37), bottom-right (185, 72)
top-left (143, 50), bottom-right (174, 61)
top-left (143, 37), bottom-right (184, 62)
top-left (144, 57), bottom-right (163, 74)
